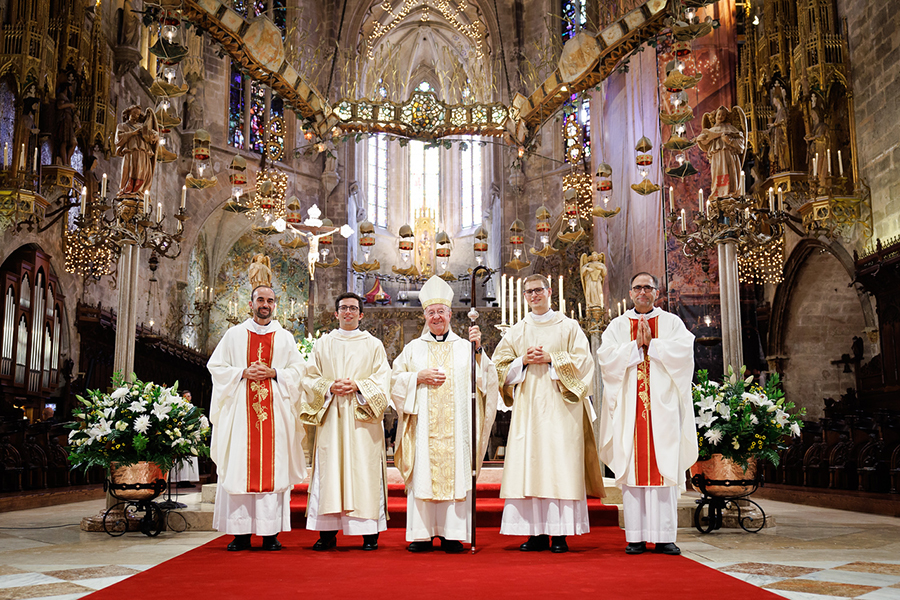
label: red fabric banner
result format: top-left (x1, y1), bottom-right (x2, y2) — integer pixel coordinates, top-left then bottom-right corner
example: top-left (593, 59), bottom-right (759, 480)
top-left (630, 316), bottom-right (663, 487)
top-left (246, 331), bottom-right (276, 493)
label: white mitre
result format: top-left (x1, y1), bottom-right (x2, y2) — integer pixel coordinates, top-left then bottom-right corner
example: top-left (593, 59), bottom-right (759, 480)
top-left (419, 275), bottom-right (453, 309)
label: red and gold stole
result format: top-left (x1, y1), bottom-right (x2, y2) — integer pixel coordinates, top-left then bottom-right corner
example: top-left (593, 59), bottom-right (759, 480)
top-left (630, 316), bottom-right (663, 486)
top-left (246, 331), bottom-right (276, 493)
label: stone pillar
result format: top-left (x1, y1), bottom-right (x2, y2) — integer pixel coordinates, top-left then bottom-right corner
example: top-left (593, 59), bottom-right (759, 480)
top-left (113, 244), bottom-right (141, 382)
top-left (717, 239), bottom-right (743, 373)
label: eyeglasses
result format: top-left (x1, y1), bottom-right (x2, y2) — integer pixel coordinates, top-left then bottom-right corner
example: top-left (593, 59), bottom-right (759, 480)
top-left (523, 287), bottom-right (547, 296)
top-left (425, 309), bottom-right (450, 318)
top-left (337, 305), bottom-right (360, 313)
top-left (631, 285), bottom-right (657, 293)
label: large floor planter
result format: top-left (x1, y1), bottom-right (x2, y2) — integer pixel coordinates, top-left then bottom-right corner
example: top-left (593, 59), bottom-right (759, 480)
top-left (690, 454), bottom-right (758, 497)
top-left (109, 462), bottom-right (168, 501)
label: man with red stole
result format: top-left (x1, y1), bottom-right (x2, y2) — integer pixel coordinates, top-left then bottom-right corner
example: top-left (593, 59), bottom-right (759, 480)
top-left (301, 292), bottom-right (391, 551)
top-left (597, 272), bottom-right (697, 556)
top-left (208, 285), bottom-right (307, 551)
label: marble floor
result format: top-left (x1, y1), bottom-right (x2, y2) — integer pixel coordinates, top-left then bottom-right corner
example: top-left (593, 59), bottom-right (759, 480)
top-left (0, 490), bottom-right (898, 600)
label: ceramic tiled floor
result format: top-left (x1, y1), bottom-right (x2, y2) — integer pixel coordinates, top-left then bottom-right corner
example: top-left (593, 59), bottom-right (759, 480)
top-left (0, 490), bottom-right (898, 599)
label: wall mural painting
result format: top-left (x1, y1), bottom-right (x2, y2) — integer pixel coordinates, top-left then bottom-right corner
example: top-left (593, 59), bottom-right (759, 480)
top-left (208, 232), bottom-right (309, 350)
top-left (182, 237), bottom-right (208, 350)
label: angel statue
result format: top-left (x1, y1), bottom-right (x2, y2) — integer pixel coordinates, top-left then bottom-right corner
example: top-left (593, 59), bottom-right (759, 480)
top-left (580, 252), bottom-right (607, 310)
top-left (695, 105), bottom-right (746, 199)
top-left (767, 84), bottom-right (789, 174)
top-left (115, 105), bottom-right (160, 198)
top-left (248, 253), bottom-right (272, 289)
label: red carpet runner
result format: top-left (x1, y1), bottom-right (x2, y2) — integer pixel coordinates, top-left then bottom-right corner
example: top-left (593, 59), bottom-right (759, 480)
top-left (84, 482), bottom-right (781, 599)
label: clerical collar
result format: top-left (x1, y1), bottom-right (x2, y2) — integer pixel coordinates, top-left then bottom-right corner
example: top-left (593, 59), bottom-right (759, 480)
top-left (429, 331), bottom-right (450, 342)
top-left (530, 309), bottom-right (555, 323)
top-left (335, 327), bottom-right (360, 337)
top-left (246, 318), bottom-right (277, 334)
top-left (627, 307), bottom-right (661, 319)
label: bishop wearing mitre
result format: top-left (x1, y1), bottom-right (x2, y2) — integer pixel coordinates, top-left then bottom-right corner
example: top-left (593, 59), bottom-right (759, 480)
top-left (390, 275), bottom-right (499, 553)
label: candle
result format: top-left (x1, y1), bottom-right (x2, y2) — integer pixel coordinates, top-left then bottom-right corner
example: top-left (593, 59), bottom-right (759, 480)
top-left (838, 150), bottom-right (844, 176)
top-left (578, 302), bottom-right (583, 320)
top-left (558, 275), bottom-right (564, 315)
top-left (18, 143), bottom-right (24, 170)
top-left (101, 173), bottom-right (107, 197)
top-left (706, 199), bottom-right (711, 216)
top-left (617, 301), bottom-right (621, 316)
top-left (608, 308), bottom-right (612, 319)
top-left (3, 142), bottom-right (7, 167)
top-left (744, 208), bottom-right (750, 221)
top-left (181, 184), bottom-right (187, 209)
top-left (680, 208), bottom-right (686, 232)
top-left (623, 298), bottom-right (627, 313)
top-left (143, 191), bottom-right (150, 214)
top-left (157, 201), bottom-right (162, 223)
top-left (739, 171), bottom-right (745, 196)
top-left (813, 153), bottom-right (818, 178)
top-left (570, 310), bottom-right (575, 320)
top-left (508, 274), bottom-right (514, 325)
top-left (500, 274), bottom-right (506, 324)
top-left (291, 299), bottom-right (295, 316)
top-left (827, 149), bottom-right (832, 175)
top-left (600, 289), bottom-right (604, 309)
top-left (668, 186), bottom-right (674, 212)
top-left (80, 186), bottom-right (87, 214)
top-left (517, 277), bottom-right (523, 323)
top-left (778, 188), bottom-right (784, 212)
top-left (698, 188), bottom-right (704, 213)
top-left (768, 187), bottom-right (774, 212)
top-left (32, 147), bottom-right (37, 172)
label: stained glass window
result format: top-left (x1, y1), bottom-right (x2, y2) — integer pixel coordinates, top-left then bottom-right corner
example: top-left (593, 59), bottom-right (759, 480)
top-left (460, 136), bottom-right (483, 229)
top-left (228, 60), bottom-right (245, 149)
top-left (367, 134), bottom-right (388, 228)
top-left (562, 0), bottom-right (587, 42)
top-left (409, 140), bottom-right (440, 222)
top-left (564, 94), bottom-right (591, 164)
top-left (249, 79), bottom-right (266, 153)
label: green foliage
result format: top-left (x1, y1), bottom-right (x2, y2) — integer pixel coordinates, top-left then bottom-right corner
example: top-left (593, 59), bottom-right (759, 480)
top-left (297, 329), bottom-right (323, 362)
top-left (693, 366), bottom-right (805, 469)
top-left (66, 374), bottom-right (211, 473)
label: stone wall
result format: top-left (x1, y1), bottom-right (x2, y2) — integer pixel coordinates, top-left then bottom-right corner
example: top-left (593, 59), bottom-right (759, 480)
top-left (839, 0), bottom-right (900, 241)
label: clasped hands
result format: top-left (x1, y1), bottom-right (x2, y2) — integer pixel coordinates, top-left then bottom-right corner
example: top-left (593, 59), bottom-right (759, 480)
top-left (636, 316), bottom-right (652, 351)
top-left (330, 378), bottom-right (359, 396)
top-left (243, 361), bottom-right (276, 382)
top-left (522, 345), bottom-right (551, 366)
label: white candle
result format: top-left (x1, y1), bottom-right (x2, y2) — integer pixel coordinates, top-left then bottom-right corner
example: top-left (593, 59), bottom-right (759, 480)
top-left (838, 150), bottom-right (844, 177)
top-left (706, 199), bottom-right (711, 216)
top-left (181, 184), bottom-right (187, 209)
top-left (143, 191), bottom-right (150, 214)
top-left (668, 186), bottom-right (674, 212)
top-left (18, 143), bottom-right (24, 170)
top-left (698, 188), bottom-right (704, 213)
top-left (680, 208), bottom-right (686, 232)
top-left (739, 171), bottom-right (745, 196)
top-left (500, 274), bottom-right (506, 324)
top-left (558, 275), bottom-right (564, 315)
top-left (80, 186), bottom-right (87, 214)
top-left (508, 275), bottom-right (514, 325)
top-left (623, 298), bottom-right (627, 313)
top-left (778, 189), bottom-right (784, 212)
top-left (813, 153), bottom-right (818, 178)
top-left (827, 149), bottom-right (832, 175)
top-left (768, 187), bottom-right (774, 212)
top-left (600, 289), bottom-right (604, 308)
top-left (101, 173), bottom-right (107, 197)
top-left (578, 302), bottom-right (583, 320)
top-left (156, 201), bottom-right (162, 223)
top-left (517, 278), bottom-right (523, 323)
top-left (3, 142), bottom-right (7, 167)
top-left (571, 310), bottom-right (575, 320)
top-left (32, 148), bottom-right (37, 171)
top-left (608, 308), bottom-right (612, 319)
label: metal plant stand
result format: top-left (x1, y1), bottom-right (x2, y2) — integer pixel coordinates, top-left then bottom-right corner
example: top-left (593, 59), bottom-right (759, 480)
top-left (690, 473), bottom-right (767, 533)
top-left (102, 477), bottom-right (168, 537)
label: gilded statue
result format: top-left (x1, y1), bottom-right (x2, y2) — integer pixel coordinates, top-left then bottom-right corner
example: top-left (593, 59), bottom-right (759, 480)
top-left (249, 254), bottom-right (272, 289)
top-left (767, 85), bottom-right (788, 174)
top-left (805, 97), bottom-right (828, 182)
top-left (579, 252), bottom-right (607, 309)
top-left (695, 106), bottom-right (746, 198)
top-left (115, 105), bottom-right (159, 198)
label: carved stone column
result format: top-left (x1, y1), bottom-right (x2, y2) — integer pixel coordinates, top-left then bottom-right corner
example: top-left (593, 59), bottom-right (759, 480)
top-left (717, 239), bottom-right (743, 373)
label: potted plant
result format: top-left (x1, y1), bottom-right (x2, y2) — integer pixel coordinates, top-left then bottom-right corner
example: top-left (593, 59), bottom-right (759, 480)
top-left (67, 374), bottom-right (211, 500)
top-left (691, 365), bottom-right (804, 496)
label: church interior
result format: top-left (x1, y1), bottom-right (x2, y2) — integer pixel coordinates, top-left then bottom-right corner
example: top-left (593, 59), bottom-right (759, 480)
top-left (0, 0), bottom-right (899, 598)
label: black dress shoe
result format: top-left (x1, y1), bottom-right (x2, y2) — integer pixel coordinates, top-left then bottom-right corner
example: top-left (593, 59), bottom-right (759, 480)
top-left (440, 538), bottom-right (465, 554)
top-left (654, 542), bottom-right (681, 555)
top-left (262, 535), bottom-right (282, 551)
top-left (550, 536), bottom-right (568, 553)
top-left (227, 534), bottom-right (251, 551)
top-left (407, 540), bottom-right (435, 552)
top-left (312, 531), bottom-right (338, 551)
top-left (362, 533), bottom-right (379, 551)
top-left (625, 542), bottom-right (647, 554)
top-left (519, 535), bottom-right (550, 552)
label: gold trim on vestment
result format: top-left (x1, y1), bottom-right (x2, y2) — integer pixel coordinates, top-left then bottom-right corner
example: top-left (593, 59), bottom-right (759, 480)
top-left (421, 297), bottom-right (451, 309)
top-left (549, 350), bottom-right (586, 403)
top-left (493, 355), bottom-right (517, 408)
top-left (356, 378), bottom-right (389, 423)
top-left (428, 341), bottom-right (456, 500)
top-left (299, 377), bottom-right (333, 425)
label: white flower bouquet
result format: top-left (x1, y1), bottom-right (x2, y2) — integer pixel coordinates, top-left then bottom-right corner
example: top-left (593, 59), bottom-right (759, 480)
top-left (67, 374), bottom-right (211, 472)
top-left (693, 366), bottom-right (805, 468)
